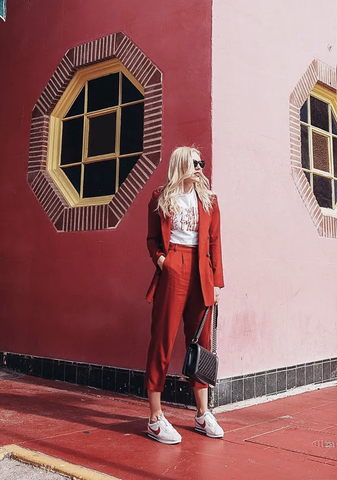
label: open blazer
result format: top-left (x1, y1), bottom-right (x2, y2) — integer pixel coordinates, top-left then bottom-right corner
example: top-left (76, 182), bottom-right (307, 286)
top-left (146, 189), bottom-right (224, 306)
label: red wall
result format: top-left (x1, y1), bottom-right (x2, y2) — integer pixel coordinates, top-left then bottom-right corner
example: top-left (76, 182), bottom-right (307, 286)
top-left (0, 0), bottom-right (212, 373)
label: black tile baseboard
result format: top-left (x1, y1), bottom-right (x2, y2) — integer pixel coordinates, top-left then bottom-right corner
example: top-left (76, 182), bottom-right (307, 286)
top-left (0, 351), bottom-right (196, 407)
top-left (211, 357), bottom-right (337, 408)
top-left (1, 351), bottom-right (336, 408)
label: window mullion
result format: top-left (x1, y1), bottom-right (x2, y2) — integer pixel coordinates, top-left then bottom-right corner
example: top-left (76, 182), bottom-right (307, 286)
top-left (308, 124), bottom-right (313, 188)
top-left (328, 102), bottom-right (332, 173)
top-left (306, 96), bottom-right (314, 189)
top-left (120, 99), bottom-right (145, 108)
top-left (115, 71), bottom-right (123, 193)
top-left (329, 109), bottom-right (335, 206)
top-left (80, 82), bottom-right (89, 199)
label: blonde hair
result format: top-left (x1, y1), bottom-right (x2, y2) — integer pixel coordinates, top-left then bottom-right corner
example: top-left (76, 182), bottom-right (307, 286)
top-left (157, 146), bottom-right (214, 217)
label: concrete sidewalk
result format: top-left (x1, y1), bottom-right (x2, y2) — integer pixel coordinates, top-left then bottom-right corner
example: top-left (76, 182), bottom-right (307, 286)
top-left (0, 369), bottom-right (336, 479)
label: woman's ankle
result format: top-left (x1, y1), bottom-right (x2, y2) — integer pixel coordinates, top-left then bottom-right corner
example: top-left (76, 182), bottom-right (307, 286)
top-left (150, 410), bottom-right (163, 423)
top-left (196, 409), bottom-right (208, 418)
top-left (148, 390), bottom-right (162, 423)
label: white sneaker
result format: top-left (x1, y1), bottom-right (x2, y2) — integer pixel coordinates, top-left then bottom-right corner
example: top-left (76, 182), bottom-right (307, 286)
top-left (195, 411), bottom-right (224, 438)
top-left (147, 415), bottom-right (182, 445)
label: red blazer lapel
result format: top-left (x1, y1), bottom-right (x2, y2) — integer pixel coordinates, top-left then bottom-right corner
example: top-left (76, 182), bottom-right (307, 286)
top-left (160, 213), bottom-right (171, 255)
top-left (197, 196), bottom-right (209, 255)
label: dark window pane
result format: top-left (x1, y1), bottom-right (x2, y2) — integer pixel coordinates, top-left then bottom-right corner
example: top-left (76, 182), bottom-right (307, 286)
top-left (333, 137), bottom-right (337, 177)
top-left (88, 113), bottom-right (116, 157)
top-left (119, 155), bottom-right (139, 186)
top-left (62, 165), bottom-right (81, 194)
top-left (83, 160), bottom-right (116, 197)
top-left (335, 180), bottom-right (337, 207)
top-left (304, 171), bottom-right (310, 184)
top-left (61, 117), bottom-right (84, 165)
top-left (313, 174), bottom-right (332, 208)
top-left (312, 131), bottom-right (329, 172)
top-left (310, 96), bottom-right (329, 132)
top-left (88, 74), bottom-right (119, 112)
top-left (300, 100), bottom-right (308, 123)
top-left (332, 111), bottom-right (337, 135)
top-left (122, 74), bottom-right (144, 104)
top-left (301, 125), bottom-right (309, 169)
top-left (120, 103), bottom-right (144, 155)
top-left (65, 88), bottom-right (85, 118)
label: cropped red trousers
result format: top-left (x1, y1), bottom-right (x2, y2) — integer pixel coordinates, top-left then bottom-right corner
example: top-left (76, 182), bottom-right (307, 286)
top-left (145, 243), bottom-right (212, 392)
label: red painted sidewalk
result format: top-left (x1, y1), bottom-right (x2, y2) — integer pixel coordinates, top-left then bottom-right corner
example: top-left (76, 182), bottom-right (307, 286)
top-left (0, 370), bottom-right (336, 479)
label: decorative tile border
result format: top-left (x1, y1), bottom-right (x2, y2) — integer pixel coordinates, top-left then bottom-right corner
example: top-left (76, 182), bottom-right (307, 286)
top-left (1, 352), bottom-right (336, 408)
top-left (290, 59), bottom-right (337, 238)
top-left (28, 32), bottom-right (163, 232)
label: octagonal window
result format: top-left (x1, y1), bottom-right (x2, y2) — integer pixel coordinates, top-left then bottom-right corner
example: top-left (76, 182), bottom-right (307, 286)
top-left (300, 85), bottom-right (337, 212)
top-left (47, 60), bottom-right (144, 207)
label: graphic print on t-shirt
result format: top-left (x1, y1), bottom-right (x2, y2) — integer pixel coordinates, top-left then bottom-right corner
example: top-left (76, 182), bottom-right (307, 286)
top-left (170, 189), bottom-right (199, 245)
top-left (172, 206), bottom-right (199, 232)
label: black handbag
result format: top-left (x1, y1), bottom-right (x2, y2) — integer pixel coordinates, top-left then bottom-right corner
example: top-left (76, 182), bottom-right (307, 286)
top-left (182, 304), bottom-right (219, 386)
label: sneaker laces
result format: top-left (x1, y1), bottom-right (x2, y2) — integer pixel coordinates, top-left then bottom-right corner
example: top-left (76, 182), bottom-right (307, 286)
top-left (157, 415), bottom-right (175, 432)
top-left (202, 411), bottom-right (218, 425)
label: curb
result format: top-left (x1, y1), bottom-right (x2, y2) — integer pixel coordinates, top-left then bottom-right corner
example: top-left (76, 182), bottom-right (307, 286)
top-left (0, 445), bottom-right (120, 480)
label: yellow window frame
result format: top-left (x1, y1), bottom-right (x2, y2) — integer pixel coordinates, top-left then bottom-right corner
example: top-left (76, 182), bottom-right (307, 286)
top-left (300, 84), bottom-right (337, 213)
top-left (47, 59), bottom-right (145, 207)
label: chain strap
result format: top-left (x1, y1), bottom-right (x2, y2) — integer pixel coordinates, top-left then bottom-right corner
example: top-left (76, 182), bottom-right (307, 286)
top-left (192, 304), bottom-right (218, 352)
top-left (211, 304), bottom-right (218, 354)
top-left (192, 306), bottom-right (210, 343)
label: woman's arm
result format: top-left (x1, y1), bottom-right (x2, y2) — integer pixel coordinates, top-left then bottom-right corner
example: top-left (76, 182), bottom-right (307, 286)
top-left (209, 196), bottom-right (225, 288)
top-left (147, 192), bottom-right (165, 267)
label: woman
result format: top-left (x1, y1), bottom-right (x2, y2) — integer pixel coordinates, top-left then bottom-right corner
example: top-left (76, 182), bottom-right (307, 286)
top-left (145, 146), bottom-right (224, 444)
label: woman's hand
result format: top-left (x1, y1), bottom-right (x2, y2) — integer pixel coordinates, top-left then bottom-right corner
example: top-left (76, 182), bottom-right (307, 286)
top-left (157, 255), bottom-right (166, 270)
top-left (214, 287), bottom-right (221, 304)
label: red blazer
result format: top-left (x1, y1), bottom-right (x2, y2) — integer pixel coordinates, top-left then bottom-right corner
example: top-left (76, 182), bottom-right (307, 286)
top-left (146, 189), bottom-right (224, 306)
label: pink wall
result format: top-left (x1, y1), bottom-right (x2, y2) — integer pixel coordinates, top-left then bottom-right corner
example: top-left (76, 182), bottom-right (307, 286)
top-left (0, 0), bottom-right (212, 373)
top-left (213, 0), bottom-right (337, 378)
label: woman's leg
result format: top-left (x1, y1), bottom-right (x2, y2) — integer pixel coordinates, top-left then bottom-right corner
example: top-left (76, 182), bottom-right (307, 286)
top-left (148, 390), bottom-right (162, 422)
top-left (145, 248), bottom-right (188, 392)
top-left (145, 277), bottom-right (186, 391)
top-left (185, 289), bottom-right (224, 438)
top-left (145, 248), bottom-right (188, 444)
top-left (183, 284), bottom-right (212, 392)
top-left (193, 387), bottom-right (208, 417)
top-left (147, 388), bottom-right (182, 444)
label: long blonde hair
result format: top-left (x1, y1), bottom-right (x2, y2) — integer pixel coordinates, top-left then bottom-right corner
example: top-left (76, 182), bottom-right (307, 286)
top-left (157, 146), bottom-right (214, 217)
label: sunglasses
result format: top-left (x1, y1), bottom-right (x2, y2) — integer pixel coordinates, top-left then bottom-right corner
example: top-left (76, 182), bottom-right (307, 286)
top-left (193, 160), bottom-right (205, 169)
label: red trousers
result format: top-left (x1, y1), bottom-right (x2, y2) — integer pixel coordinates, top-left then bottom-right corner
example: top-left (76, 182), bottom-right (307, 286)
top-left (145, 243), bottom-right (212, 392)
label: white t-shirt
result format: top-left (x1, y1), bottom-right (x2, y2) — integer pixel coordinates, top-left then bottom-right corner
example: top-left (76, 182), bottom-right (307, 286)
top-left (170, 189), bottom-right (199, 245)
